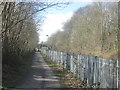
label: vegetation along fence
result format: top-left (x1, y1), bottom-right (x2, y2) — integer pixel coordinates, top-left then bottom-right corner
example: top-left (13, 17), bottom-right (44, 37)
top-left (41, 49), bottom-right (120, 88)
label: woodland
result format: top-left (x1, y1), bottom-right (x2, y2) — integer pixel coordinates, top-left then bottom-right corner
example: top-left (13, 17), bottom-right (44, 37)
top-left (46, 2), bottom-right (120, 59)
top-left (1, 2), bottom-right (68, 87)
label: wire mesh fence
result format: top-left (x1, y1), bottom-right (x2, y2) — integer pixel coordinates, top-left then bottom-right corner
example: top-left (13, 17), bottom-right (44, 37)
top-left (41, 49), bottom-right (120, 88)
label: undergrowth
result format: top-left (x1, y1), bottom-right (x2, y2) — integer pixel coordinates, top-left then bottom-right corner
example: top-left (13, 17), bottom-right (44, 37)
top-left (2, 51), bottom-right (35, 88)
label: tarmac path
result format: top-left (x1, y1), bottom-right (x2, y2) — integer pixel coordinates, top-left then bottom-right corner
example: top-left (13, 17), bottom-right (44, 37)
top-left (15, 52), bottom-right (62, 89)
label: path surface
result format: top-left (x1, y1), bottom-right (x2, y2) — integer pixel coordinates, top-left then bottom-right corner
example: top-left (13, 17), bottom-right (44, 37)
top-left (15, 52), bottom-right (62, 89)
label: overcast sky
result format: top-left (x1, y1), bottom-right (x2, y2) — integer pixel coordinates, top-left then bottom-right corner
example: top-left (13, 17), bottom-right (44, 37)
top-left (38, 2), bottom-right (92, 43)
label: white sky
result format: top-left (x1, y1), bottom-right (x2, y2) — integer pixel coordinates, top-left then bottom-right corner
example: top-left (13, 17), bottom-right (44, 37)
top-left (39, 12), bottom-right (73, 43)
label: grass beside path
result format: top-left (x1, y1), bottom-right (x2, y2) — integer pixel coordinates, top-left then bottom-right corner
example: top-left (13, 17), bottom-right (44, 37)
top-left (41, 53), bottom-right (88, 88)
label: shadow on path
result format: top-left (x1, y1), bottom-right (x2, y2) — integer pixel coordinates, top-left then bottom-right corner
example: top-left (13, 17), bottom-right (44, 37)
top-left (15, 52), bottom-right (62, 89)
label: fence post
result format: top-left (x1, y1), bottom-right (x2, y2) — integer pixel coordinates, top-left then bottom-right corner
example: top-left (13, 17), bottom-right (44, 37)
top-left (66, 52), bottom-right (70, 71)
top-left (77, 54), bottom-right (80, 78)
top-left (70, 54), bottom-right (73, 73)
top-left (117, 59), bottom-right (119, 88)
